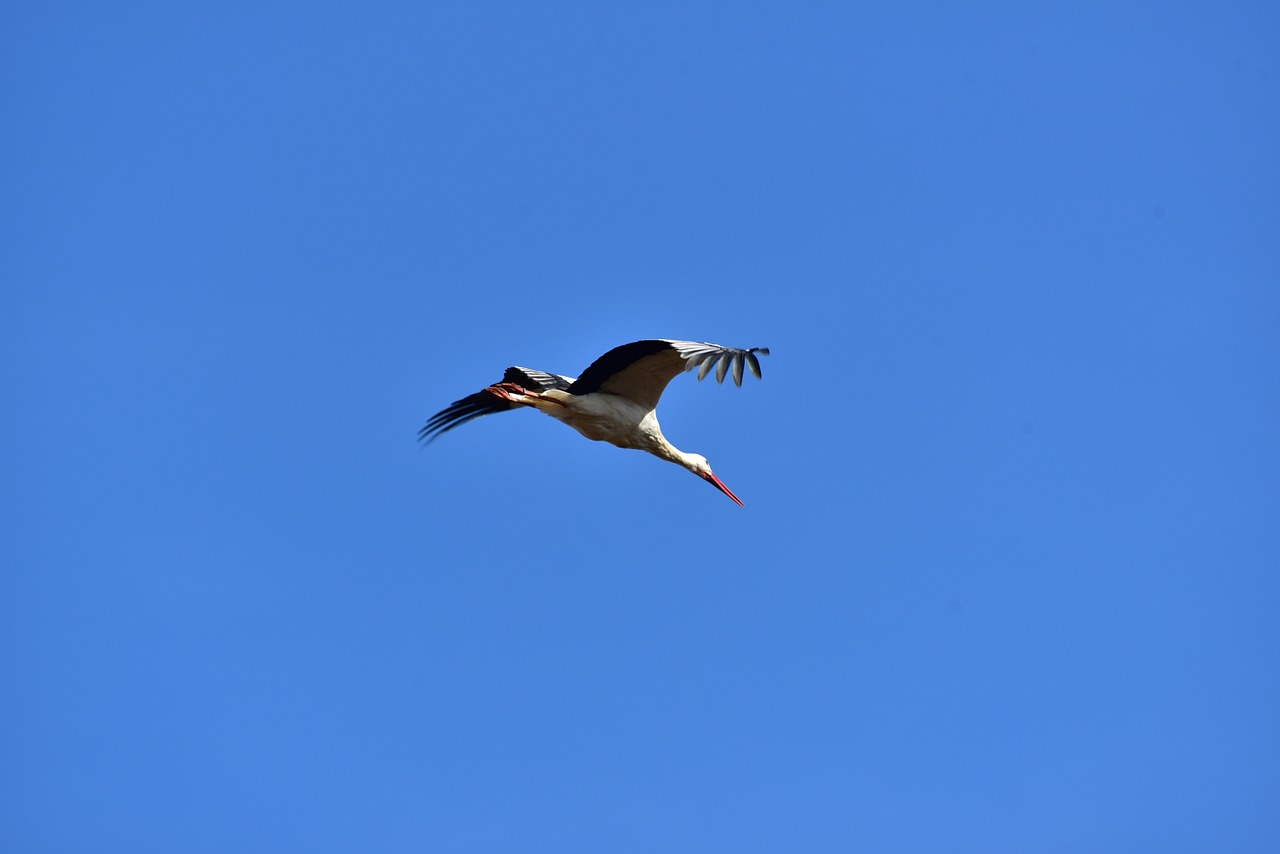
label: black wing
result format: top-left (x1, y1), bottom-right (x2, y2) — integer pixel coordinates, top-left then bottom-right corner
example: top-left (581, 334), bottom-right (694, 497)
top-left (418, 366), bottom-right (573, 445)
top-left (568, 340), bottom-right (674, 397)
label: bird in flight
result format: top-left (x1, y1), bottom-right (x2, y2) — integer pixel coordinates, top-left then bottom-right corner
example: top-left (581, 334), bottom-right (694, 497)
top-left (419, 339), bottom-right (770, 506)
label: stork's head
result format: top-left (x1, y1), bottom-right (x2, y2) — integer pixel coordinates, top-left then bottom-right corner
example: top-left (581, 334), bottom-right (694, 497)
top-left (685, 453), bottom-right (745, 507)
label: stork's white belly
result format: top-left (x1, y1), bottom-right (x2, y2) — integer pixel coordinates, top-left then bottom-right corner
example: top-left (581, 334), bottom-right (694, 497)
top-left (552, 392), bottom-right (660, 451)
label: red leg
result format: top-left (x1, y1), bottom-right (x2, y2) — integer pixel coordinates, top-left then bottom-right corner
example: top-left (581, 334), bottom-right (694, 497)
top-left (485, 382), bottom-right (533, 402)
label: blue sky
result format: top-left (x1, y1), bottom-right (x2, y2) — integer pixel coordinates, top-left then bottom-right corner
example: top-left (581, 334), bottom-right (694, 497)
top-left (3, 2), bottom-right (1278, 851)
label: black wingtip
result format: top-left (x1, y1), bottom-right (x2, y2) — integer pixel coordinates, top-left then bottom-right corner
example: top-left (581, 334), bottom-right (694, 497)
top-left (686, 344), bottom-right (770, 385)
top-left (417, 389), bottom-right (514, 446)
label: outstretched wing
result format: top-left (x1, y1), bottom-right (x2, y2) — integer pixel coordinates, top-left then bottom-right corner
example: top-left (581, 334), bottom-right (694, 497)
top-left (418, 366), bottom-right (573, 445)
top-left (568, 339), bottom-right (769, 411)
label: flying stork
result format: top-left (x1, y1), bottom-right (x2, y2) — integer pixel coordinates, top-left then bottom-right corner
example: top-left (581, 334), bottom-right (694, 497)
top-left (419, 339), bottom-right (770, 506)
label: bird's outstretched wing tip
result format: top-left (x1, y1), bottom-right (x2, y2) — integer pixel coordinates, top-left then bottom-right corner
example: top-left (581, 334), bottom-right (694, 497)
top-left (417, 425), bottom-right (447, 447)
top-left (682, 342), bottom-right (770, 386)
top-left (417, 388), bottom-right (515, 447)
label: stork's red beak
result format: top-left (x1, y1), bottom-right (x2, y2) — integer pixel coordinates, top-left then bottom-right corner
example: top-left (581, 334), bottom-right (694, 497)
top-left (702, 470), bottom-right (745, 507)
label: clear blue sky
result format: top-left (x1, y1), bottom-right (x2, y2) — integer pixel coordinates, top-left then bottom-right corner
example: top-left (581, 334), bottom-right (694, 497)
top-left (3, 2), bottom-right (1278, 851)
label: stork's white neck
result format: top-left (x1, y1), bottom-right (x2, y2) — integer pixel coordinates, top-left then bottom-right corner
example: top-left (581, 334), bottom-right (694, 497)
top-left (650, 434), bottom-right (709, 475)
top-left (652, 436), bottom-right (686, 467)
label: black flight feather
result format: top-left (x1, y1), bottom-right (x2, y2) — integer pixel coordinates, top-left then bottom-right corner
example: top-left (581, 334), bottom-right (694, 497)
top-left (418, 366), bottom-right (571, 444)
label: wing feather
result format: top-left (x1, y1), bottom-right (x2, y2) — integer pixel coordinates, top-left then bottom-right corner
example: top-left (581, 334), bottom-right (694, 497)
top-left (697, 356), bottom-right (717, 381)
top-left (418, 366), bottom-right (572, 444)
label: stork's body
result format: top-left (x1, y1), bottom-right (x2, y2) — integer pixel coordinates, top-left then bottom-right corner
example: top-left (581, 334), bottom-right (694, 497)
top-left (419, 339), bottom-right (769, 505)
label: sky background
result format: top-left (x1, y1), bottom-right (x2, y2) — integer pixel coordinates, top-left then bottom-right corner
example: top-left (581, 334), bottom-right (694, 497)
top-left (3, 2), bottom-right (1278, 851)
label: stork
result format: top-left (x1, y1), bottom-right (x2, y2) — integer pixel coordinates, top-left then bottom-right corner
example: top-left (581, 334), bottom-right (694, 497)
top-left (419, 339), bottom-right (770, 506)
